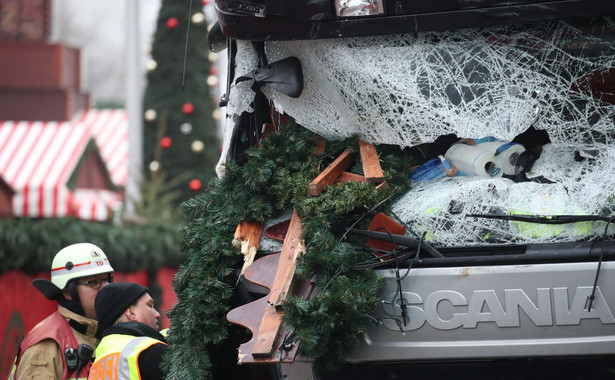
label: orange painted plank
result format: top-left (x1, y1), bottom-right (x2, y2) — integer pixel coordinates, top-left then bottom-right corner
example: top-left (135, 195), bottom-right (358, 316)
top-left (367, 212), bottom-right (407, 254)
top-left (252, 210), bottom-right (304, 357)
top-left (308, 149), bottom-right (354, 196)
top-left (359, 141), bottom-right (384, 183)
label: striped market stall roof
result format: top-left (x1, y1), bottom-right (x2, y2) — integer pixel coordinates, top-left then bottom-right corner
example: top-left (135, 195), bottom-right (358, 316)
top-left (86, 109), bottom-right (129, 187)
top-left (73, 189), bottom-right (122, 222)
top-left (0, 109), bottom-right (128, 221)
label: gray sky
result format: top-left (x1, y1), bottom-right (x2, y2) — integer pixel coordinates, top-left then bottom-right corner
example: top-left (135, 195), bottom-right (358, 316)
top-left (51, 0), bottom-right (162, 104)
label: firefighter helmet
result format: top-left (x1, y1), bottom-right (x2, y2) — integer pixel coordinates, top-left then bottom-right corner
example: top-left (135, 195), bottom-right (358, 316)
top-left (33, 243), bottom-right (114, 300)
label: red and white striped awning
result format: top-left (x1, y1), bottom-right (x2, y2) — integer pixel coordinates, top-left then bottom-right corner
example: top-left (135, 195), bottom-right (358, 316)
top-left (0, 109), bottom-right (128, 221)
top-left (73, 189), bottom-right (122, 222)
top-left (87, 109), bottom-right (129, 187)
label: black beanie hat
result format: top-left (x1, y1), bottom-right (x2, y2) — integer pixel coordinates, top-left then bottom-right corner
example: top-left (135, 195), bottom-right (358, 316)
top-left (95, 282), bottom-right (148, 332)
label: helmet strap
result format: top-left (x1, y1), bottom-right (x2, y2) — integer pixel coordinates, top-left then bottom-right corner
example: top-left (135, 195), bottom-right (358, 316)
top-left (57, 280), bottom-right (85, 317)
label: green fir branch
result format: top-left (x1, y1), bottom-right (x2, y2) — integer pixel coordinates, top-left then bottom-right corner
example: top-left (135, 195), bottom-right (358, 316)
top-left (167, 122), bottom-right (417, 377)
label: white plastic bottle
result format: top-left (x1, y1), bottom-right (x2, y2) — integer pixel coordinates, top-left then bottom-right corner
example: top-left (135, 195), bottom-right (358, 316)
top-left (474, 141), bottom-right (525, 175)
top-left (444, 143), bottom-right (502, 178)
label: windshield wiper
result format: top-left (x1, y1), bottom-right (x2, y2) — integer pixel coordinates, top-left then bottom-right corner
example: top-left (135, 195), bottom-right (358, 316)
top-left (466, 214), bottom-right (615, 224)
top-left (469, 213), bottom-right (615, 312)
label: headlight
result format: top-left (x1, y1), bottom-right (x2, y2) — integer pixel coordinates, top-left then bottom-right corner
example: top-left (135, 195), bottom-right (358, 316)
top-left (335, 0), bottom-right (384, 18)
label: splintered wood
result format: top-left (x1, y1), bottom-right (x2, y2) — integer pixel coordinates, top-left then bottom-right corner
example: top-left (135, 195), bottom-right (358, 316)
top-left (227, 140), bottom-right (389, 364)
top-left (252, 209), bottom-right (305, 357)
top-left (234, 220), bottom-right (265, 281)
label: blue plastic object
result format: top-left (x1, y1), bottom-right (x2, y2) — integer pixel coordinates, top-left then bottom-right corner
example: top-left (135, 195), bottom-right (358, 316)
top-left (410, 156), bottom-right (453, 182)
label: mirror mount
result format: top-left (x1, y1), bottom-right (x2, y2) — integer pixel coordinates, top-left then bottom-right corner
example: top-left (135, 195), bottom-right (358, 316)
top-left (236, 56), bottom-right (304, 98)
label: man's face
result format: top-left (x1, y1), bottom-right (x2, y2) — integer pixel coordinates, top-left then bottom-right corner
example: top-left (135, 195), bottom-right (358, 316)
top-left (73, 273), bottom-right (112, 320)
top-left (130, 292), bottom-right (161, 331)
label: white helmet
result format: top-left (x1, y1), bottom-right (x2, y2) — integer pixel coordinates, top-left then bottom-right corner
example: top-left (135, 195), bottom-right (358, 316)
top-left (51, 243), bottom-right (114, 289)
top-left (33, 243), bottom-right (114, 299)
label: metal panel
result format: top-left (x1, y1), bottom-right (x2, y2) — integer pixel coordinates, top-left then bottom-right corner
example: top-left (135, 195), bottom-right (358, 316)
top-left (348, 261), bottom-right (615, 361)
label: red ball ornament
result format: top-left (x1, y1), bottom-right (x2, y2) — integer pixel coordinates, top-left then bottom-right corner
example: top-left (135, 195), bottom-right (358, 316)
top-left (166, 17), bottom-right (179, 29)
top-left (160, 137), bottom-right (172, 148)
top-left (182, 102), bottom-right (195, 115)
top-left (189, 179), bottom-right (202, 191)
top-left (209, 66), bottom-right (219, 76)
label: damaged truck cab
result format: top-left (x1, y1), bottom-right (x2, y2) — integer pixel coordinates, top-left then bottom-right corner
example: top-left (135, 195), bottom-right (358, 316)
top-left (209, 1), bottom-right (615, 378)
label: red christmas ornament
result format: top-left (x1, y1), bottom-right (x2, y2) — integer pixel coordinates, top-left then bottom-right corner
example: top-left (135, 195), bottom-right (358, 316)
top-left (166, 17), bottom-right (179, 29)
top-left (209, 66), bottom-right (218, 76)
top-left (160, 137), bottom-right (172, 148)
top-left (189, 179), bottom-right (202, 191)
top-left (182, 102), bottom-right (195, 115)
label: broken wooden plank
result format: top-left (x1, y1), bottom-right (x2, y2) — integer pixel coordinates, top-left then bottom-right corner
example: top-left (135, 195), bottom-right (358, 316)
top-left (251, 304), bottom-right (284, 358)
top-left (376, 181), bottom-right (389, 191)
top-left (308, 149), bottom-right (354, 196)
top-left (336, 171), bottom-right (366, 184)
top-left (359, 141), bottom-right (384, 183)
top-left (226, 253), bottom-right (312, 364)
top-left (252, 209), bottom-right (304, 357)
top-left (268, 216), bottom-right (305, 307)
top-left (234, 220), bottom-right (265, 280)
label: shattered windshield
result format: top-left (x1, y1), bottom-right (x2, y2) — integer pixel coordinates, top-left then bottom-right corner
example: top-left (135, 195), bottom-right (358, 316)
top-left (224, 17), bottom-right (615, 247)
top-left (265, 17), bottom-right (614, 147)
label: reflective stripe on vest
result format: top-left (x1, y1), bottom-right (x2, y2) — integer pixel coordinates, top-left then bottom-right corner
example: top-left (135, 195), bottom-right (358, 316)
top-left (89, 334), bottom-right (163, 380)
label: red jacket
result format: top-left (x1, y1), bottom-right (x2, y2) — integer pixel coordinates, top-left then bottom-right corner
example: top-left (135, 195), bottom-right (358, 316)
top-left (10, 311), bottom-right (91, 380)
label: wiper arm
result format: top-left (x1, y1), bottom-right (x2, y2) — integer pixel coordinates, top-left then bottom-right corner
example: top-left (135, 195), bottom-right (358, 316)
top-left (348, 228), bottom-right (444, 258)
top-left (466, 214), bottom-right (615, 225)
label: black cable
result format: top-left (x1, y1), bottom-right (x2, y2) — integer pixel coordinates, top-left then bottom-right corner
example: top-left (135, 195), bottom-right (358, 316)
top-left (276, 331), bottom-right (296, 379)
top-left (373, 228), bottom-right (408, 326)
top-left (347, 228), bottom-right (444, 258)
top-left (314, 230), bottom-right (423, 334)
top-left (305, 279), bottom-right (318, 300)
top-left (181, 0), bottom-right (193, 92)
top-left (390, 210), bottom-right (420, 239)
top-left (587, 218), bottom-right (615, 311)
top-left (400, 233), bottom-right (424, 280)
top-left (350, 247), bottom-right (417, 270)
top-left (365, 314), bottom-right (406, 335)
top-left (338, 191), bottom-right (398, 243)
top-left (392, 248), bottom-right (407, 327)
top-left (320, 268), bottom-right (343, 294)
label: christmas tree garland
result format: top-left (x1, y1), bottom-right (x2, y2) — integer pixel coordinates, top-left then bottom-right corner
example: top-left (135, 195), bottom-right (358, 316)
top-left (164, 122), bottom-right (423, 378)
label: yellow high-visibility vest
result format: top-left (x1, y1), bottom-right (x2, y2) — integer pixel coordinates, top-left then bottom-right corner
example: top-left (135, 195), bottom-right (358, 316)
top-left (88, 334), bottom-right (165, 380)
